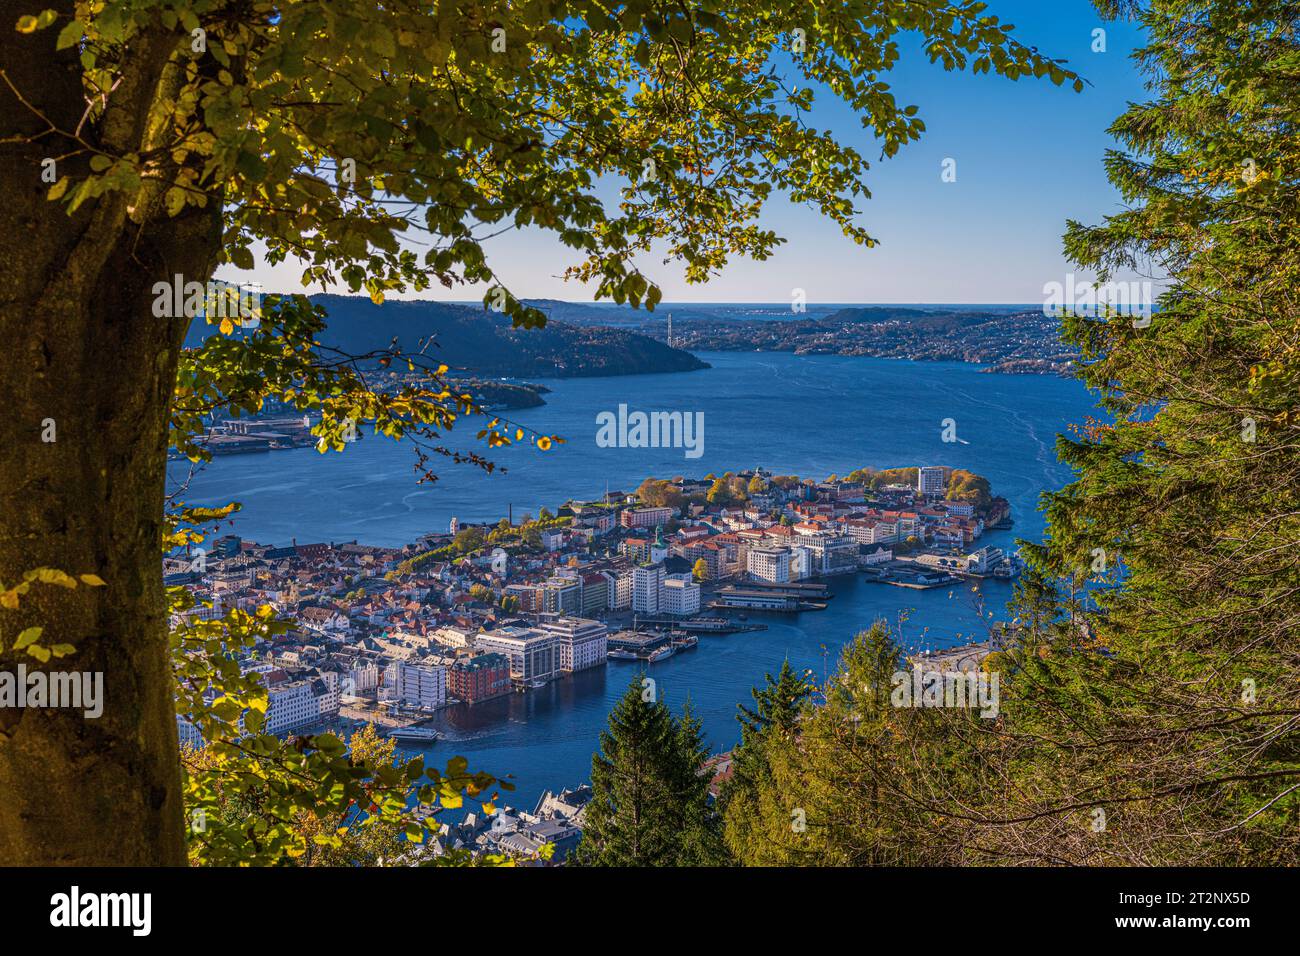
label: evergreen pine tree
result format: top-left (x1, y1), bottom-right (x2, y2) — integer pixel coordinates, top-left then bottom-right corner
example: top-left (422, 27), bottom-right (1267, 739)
top-left (720, 660), bottom-right (814, 860)
top-left (576, 678), bottom-right (726, 866)
top-left (670, 700), bottom-right (729, 865)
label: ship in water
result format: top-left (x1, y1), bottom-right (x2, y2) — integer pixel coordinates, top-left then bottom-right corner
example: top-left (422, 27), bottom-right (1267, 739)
top-left (646, 644), bottom-right (676, 663)
top-left (386, 725), bottom-right (442, 745)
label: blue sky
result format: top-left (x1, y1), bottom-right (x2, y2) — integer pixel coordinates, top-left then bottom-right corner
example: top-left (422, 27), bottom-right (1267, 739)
top-left (225, 1), bottom-right (1151, 306)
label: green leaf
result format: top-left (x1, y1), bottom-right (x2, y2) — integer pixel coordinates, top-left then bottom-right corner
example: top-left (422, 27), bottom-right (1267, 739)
top-left (55, 18), bottom-right (83, 49)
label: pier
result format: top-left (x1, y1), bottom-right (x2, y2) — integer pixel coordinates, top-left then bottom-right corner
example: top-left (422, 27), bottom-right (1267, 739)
top-left (710, 586), bottom-right (828, 612)
top-left (633, 616), bottom-right (768, 635)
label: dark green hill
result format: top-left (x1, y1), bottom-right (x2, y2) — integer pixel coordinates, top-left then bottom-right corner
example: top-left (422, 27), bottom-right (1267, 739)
top-left (185, 294), bottom-right (709, 378)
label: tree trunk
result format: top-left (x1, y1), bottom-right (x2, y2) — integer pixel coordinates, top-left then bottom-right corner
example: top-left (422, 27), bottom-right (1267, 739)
top-left (0, 2), bottom-right (222, 864)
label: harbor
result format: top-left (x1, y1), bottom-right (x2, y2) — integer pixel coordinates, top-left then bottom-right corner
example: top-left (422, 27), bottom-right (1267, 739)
top-left (607, 628), bottom-right (701, 663)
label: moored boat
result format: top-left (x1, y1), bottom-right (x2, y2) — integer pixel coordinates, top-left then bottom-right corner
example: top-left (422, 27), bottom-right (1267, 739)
top-left (647, 644), bottom-right (676, 663)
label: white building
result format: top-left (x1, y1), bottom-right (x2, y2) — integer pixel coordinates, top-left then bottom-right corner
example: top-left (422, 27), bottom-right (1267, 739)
top-left (632, 563), bottom-right (665, 614)
top-left (747, 547), bottom-right (791, 583)
top-left (918, 466), bottom-right (947, 497)
top-left (661, 574), bottom-right (701, 616)
top-left (385, 660), bottom-right (448, 710)
top-left (602, 568), bottom-right (633, 610)
top-left (537, 616), bottom-right (608, 672)
top-left (265, 678), bottom-right (338, 735)
top-left (474, 626), bottom-right (559, 685)
top-left (345, 661), bottom-right (379, 698)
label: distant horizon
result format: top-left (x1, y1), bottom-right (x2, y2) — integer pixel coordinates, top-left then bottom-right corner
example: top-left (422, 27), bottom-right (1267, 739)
top-left (259, 291), bottom-right (1044, 310)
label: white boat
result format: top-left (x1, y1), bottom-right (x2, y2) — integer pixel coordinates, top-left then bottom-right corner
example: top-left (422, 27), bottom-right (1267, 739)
top-left (647, 644), bottom-right (676, 663)
top-left (607, 648), bottom-right (638, 661)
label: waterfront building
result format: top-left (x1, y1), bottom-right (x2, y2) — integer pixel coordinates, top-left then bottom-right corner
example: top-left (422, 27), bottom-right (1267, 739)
top-left (385, 660), bottom-right (448, 710)
top-left (474, 626), bottom-right (559, 685)
top-left (537, 616), bottom-right (608, 672)
top-left (448, 653), bottom-right (512, 703)
top-left (858, 546), bottom-right (893, 567)
top-left (794, 530), bottom-right (857, 575)
top-left (711, 587), bottom-right (801, 611)
top-left (790, 544), bottom-right (816, 580)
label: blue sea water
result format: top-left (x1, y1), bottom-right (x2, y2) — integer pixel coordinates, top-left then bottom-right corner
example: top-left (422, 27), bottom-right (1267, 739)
top-left (168, 351), bottom-right (1096, 806)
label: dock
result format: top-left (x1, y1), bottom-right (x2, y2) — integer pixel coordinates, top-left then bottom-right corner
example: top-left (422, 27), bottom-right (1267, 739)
top-left (633, 616), bottom-right (768, 635)
top-left (733, 579), bottom-right (833, 600)
top-left (710, 587), bottom-right (827, 612)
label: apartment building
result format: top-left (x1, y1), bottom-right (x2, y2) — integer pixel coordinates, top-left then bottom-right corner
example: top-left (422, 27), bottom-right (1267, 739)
top-left (619, 506), bottom-right (675, 529)
top-left (632, 563), bottom-right (665, 614)
top-left (602, 568), bottom-right (633, 610)
top-left (383, 659), bottom-right (448, 710)
top-left (448, 653), bottom-right (512, 703)
top-left (747, 547), bottom-right (791, 583)
top-left (918, 465), bottom-right (948, 497)
top-left (537, 616), bottom-right (608, 672)
top-left (474, 626), bottom-right (559, 685)
top-left (661, 574), bottom-right (701, 616)
top-left (265, 677), bottom-right (338, 734)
